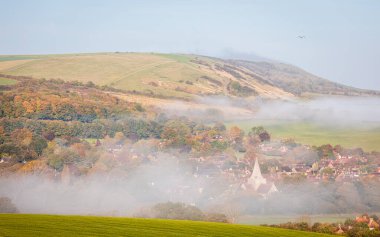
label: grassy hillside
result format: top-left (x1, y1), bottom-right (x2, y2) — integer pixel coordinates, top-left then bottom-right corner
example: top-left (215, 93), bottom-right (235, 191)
top-left (1, 52), bottom-right (375, 99)
top-left (0, 77), bottom-right (17, 85)
top-left (226, 120), bottom-right (380, 152)
top-left (231, 60), bottom-right (375, 96)
top-left (0, 53), bottom-right (227, 99)
top-left (0, 214), bottom-right (332, 237)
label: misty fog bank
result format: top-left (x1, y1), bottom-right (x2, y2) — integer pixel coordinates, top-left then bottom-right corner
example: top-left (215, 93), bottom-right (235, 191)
top-left (185, 96), bottom-right (380, 126)
top-left (253, 97), bottom-right (380, 125)
top-left (1, 158), bottom-right (379, 217)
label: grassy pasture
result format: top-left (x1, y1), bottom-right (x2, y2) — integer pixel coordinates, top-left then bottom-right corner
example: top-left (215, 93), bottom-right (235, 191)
top-left (0, 53), bottom-right (222, 98)
top-left (226, 120), bottom-right (380, 152)
top-left (0, 77), bottom-right (17, 85)
top-left (0, 214), bottom-right (332, 237)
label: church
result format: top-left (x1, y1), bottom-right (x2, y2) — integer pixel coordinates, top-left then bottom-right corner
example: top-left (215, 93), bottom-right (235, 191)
top-left (241, 158), bottom-right (278, 198)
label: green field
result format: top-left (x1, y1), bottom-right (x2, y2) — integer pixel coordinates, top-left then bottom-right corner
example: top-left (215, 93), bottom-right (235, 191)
top-left (0, 77), bottom-right (17, 85)
top-left (227, 120), bottom-right (380, 152)
top-left (0, 214), bottom-right (332, 237)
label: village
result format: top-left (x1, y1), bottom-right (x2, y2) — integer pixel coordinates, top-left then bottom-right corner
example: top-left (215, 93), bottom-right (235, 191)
top-left (100, 132), bottom-right (380, 200)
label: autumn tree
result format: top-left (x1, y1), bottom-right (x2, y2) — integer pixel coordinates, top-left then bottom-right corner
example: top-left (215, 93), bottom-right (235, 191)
top-left (11, 128), bottom-right (33, 147)
top-left (161, 120), bottom-right (191, 148)
top-left (228, 126), bottom-right (244, 144)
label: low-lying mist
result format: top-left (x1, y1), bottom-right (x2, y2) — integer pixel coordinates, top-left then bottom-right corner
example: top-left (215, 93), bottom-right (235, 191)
top-left (253, 96), bottom-right (380, 126)
top-left (165, 96), bottom-right (380, 127)
top-left (1, 95), bottom-right (379, 220)
top-left (0, 155), bottom-right (210, 215)
top-left (1, 152), bottom-right (379, 217)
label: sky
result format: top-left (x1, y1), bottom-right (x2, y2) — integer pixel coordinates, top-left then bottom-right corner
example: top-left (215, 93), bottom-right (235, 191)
top-left (0, 0), bottom-right (379, 90)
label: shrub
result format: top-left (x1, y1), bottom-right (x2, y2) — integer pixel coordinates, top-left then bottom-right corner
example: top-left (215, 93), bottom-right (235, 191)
top-left (204, 213), bottom-right (229, 223)
top-left (152, 202), bottom-right (204, 221)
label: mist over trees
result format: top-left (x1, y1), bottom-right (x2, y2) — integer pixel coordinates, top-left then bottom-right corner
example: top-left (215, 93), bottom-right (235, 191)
top-left (0, 197), bottom-right (18, 213)
top-left (0, 73), bottom-right (379, 227)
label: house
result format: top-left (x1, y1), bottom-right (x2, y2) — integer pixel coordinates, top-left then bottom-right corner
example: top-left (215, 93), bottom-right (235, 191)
top-left (356, 214), bottom-right (369, 223)
top-left (279, 146), bottom-right (288, 153)
top-left (354, 214), bottom-right (379, 230)
top-left (280, 166), bottom-right (292, 175)
top-left (335, 224), bottom-right (344, 235)
top-left (368, 218), bottom-right (379, 230)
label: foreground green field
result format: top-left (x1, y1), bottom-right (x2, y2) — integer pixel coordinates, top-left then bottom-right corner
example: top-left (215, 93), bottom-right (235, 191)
top-left (227, 120), bottom-right (380, 152)
top-left (0, 214), bottom-right (332, 237)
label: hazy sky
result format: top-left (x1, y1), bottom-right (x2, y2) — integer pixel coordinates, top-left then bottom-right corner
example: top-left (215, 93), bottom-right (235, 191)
top-left (1, 0), bottom-right (379, 90)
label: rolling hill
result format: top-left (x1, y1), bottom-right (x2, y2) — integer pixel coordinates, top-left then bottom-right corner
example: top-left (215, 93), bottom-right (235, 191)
top-left (0, 214), bottom-right (333, 237)
top-left (0, 52), bottom-right (377, 100)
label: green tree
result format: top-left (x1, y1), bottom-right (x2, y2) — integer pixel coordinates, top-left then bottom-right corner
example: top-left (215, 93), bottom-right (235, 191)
top-left (30, 135), bottom-right (48, 156)
top-left (152, 202), bottom-right (204, 221)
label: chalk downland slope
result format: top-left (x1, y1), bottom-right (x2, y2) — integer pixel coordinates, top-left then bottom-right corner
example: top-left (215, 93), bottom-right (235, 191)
top-left (0, 214), bottom-right (333, 237)
top-left (0, 53), bottom-right (377, 100)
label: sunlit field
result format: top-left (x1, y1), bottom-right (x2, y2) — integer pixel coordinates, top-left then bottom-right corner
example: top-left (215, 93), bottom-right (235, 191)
top-left (0, 214), bottom-right (333, 237)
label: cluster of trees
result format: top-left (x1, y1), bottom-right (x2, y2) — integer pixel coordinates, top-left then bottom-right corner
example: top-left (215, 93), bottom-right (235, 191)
top-left (136, 202), bottom-right (229, 223)
top-left (0, 74), bottom-right (276, 167)
top-left (248, 126), bottom-right (271, 143)
top-left (0, 127), bottom-right (47, 162)
top-left (0, 114), bottom-right (254, 165)
top-left (227, 81), bottom-right (256, 97)
top-left (313, 144), bottom-right (365, 161)
top-left (0, 78), bottom-right (139, 122)
top-left (161, 120), bottom-right (229, 153)
top-left (0, 75), bottom-right (217, 140)
top-left (0, 117), bottom-right (164, 166)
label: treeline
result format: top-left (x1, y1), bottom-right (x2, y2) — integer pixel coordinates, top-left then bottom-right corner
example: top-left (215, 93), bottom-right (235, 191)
top-left (0, 117), bottom-right (162, 139)
top-left (0, 114), bottom-right (261, 166)
top-left (0, 117), bottom-right (162, 162)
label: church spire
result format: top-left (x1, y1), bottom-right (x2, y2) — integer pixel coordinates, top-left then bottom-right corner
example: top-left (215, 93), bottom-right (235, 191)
top-left (252, 157), bottom-right (263, 180)
top-left (247, 157), bottom-right (267, 190)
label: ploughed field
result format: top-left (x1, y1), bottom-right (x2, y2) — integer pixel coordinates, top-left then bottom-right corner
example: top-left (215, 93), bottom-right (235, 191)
top-left (0, 214), bottom-right (333, 237)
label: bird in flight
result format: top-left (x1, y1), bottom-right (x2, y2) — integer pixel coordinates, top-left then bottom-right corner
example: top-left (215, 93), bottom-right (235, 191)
top-left (298, 35), bottom-right (306, 39)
